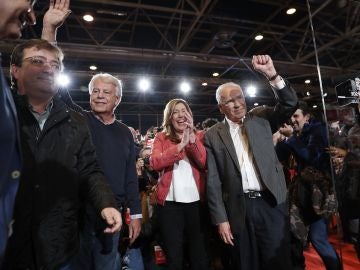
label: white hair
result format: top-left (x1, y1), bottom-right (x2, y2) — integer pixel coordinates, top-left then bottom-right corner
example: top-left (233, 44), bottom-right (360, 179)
top-left (215, 82), bottom-right (242, 103)
top-left (88, 73), bottom-right (122, 97)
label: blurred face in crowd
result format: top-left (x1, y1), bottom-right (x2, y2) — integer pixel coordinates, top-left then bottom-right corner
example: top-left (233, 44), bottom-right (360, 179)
top-left (90, 79), bottom-right (121, 115)
top-left (140, 148), bottom-right (151, 159)
top-left (171, 102), bottom-right (190, 134)
top-left (218, 86), bottom-right (247, 123)
top-left (291, 109), bottom-right (310, 133)
top-left (11, 47), bottom-right (61, 100)
top-left (0, 0), bottom-right (36, 39)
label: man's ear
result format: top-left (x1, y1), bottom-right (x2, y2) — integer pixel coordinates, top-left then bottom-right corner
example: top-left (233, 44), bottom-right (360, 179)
top-left (10, 64), bottom-right (20, 80)
top-left (218, 104), bottom-right (224, 114)
top-left (115, 95), bottom-right (122, 106)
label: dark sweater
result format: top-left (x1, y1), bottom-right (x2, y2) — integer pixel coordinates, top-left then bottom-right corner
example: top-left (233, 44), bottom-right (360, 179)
top-left (85, 112), bottom-right (141, 214)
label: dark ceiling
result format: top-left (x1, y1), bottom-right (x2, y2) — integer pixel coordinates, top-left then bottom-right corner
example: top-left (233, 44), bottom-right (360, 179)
top-left (1, 0), bottom-right (360, 131)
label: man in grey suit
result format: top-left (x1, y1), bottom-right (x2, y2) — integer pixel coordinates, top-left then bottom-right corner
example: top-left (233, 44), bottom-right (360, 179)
top-left (204, 55), bottom-right (298, 270)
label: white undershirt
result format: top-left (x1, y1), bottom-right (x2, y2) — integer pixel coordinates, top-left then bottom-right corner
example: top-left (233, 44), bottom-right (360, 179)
top-left (227, 118), bottom-right (262, 192)
top-left (166, 156), bottom-right (200, 202)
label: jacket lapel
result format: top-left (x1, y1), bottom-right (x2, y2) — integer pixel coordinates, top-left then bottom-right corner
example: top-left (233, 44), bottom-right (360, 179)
top-left (217, 120), bottom-right (241, 173)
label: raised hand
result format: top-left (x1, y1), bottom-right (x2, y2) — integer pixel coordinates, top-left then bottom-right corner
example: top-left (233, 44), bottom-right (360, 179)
top-left (252, 55), bottom-right (278, 81)
top-left (42, 0), bottom-right (71, 42)
top-left (184, 111), bottom-right (196, 144)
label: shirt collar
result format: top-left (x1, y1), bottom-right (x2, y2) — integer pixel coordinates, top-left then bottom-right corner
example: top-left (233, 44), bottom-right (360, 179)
top-left (92, 111), bottom-right (116, 125)
top-left (28, 99), bottom-right (54, 115)
top-left (225, 116), bottom-right (245, 130)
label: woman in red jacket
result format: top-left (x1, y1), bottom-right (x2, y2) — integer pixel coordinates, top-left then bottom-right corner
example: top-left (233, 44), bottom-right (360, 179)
top-left (150, 98), bottom-right (208, 270)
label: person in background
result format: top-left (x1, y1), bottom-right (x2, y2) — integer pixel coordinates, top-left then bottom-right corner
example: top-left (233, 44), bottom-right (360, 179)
top-left (276, 101), bottom-right (341, 270)
top-left (201, 118), bottom-right (219, 132)
top-left (0, 0), bottom-right (70, 266)
top-left (205, 55), bottom-right (297, 270)
top-left (150, 98), bottom-right (209, 270)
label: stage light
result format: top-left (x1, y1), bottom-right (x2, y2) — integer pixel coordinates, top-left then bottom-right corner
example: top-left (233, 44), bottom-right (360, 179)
top-left (202, 82), bottom-right (208, 86)
top-left (306, 91), bottom-right (310, 96)
top-left (89, 65), bottom-right (97, 70)
top-left (212, 72), bottom-right (219, 77)
top-left (83, 14), bottom-right (94, 22)
top-left (286, 8), bottom-right (296, 15)
top-left (56, 73), bottom-right (70, 87)
top-left (305, 79), bottom-right (311, 84)
top-left (138, 78), bottom-right (150, 92)
top-left (324, 92), bottom-right (328, 97)
top-left (246, 85), bottom-right (257, 97)
top-left (313, 105), bottom-right (318, 108)
top-left (254, 102), bottom-right (259, 106)
top-left (180, 82), bottom-right (191, 93)
top-left (255, 34), bottom-right (263, 41)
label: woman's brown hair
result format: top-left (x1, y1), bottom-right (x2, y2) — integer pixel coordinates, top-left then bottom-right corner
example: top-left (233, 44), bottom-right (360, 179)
top-left (161, 98), bottom-right (193, 143)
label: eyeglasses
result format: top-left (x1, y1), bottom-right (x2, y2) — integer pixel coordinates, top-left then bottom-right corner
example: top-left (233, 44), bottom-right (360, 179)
top-left (22, 56), bottom-right (62, 71)
top-left (220, 95), bottom-right (245, 107)
top-left (21, 0), bottom-right (37, 26)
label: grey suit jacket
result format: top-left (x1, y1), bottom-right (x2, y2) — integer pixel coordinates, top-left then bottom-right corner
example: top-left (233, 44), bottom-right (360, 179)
top-left (204, 81), bottom-right (298, 233)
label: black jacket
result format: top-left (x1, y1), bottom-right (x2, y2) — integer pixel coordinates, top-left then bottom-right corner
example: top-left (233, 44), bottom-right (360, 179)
top-left (5, 94), bottom-right (117, 270)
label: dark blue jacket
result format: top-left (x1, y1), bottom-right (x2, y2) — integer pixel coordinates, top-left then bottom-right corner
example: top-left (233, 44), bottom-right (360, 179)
top-left (0, 63), bottom-right (21, 265)
top-left (277, 119), bottom-right (331, 174)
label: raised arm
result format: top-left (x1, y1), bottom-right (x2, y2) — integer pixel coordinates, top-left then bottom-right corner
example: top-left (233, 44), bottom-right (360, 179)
top-left (42, 0), bottom-right (71, 42)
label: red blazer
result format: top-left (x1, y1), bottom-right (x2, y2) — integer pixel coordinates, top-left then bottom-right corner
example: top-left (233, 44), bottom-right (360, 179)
top-left (150, 131), bottom-right (207, 205)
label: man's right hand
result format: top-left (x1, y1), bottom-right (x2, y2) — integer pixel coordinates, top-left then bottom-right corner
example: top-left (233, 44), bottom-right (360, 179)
top-left (218, 221), bottom-right (234, 246)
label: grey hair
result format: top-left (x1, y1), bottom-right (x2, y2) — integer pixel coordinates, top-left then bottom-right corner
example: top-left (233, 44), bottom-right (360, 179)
top-left (215, 82), bottom-right (242, 103)
top-left (88, 73), bottom-right (122, 97)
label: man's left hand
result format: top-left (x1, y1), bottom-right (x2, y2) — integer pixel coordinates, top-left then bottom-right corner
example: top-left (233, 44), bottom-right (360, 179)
top-left (101, 207), bottom-right (122, 233)
top-left (129, 218), bottom-right (142, 245)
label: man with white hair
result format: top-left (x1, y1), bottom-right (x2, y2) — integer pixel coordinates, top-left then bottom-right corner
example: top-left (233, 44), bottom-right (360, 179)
top-left (205, 55), bottom-right (298, 270)
top-left (63, 73), bottom-right (142, 269)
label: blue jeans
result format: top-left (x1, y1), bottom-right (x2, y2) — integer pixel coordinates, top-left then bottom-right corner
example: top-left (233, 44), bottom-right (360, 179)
top-left (309, 218), bottom-right (341, 270)
top-left (75, 205), bottom-right (121, 270)
top-left (123, 247), bottom-right (144, 270)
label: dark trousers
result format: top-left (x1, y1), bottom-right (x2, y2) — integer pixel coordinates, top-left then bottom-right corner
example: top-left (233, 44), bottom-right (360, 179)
top-left (156, 201), bottom-right (208, 270)
top-left (230, 193), bottom-right (292, 270)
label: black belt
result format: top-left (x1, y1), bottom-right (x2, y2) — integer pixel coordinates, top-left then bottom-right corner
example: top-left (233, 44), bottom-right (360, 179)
top-left (244, 190), bottom-right (263, 199)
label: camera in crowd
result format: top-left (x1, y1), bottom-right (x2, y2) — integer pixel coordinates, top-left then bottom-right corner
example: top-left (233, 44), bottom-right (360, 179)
top-left (335, 77), bottom-right (360, 105)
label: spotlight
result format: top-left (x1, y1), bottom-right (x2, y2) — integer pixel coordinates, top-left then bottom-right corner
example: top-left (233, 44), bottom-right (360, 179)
top-left (312, 105), bottom-right (318, 108)
top-left (212, 72), bottom-right (219, 77)
top-left (255, 34), bottom-right (263, 41)
top-left (56, 73), bottom-right (70, 87)
top-left (305, 79), bottom-right (311, 84)
top-left (254, 102), bottom-right (259, 106)
top-left (246, 86), bottom-right (257, 97)
top-left (324, 92), bottom-right (328, 97)
top-left (89, 65), bottom-right (97, 70)
top-left (306, 91), bottom-right (310, 96)
top-left (180, 82), bottom-right (191, 93)
top-left (138, 78), bottom-right (150, 92)
top-left (286, 8), bottom-right (296, 15)
top-left (83, 14), bottom-right (94, 22)
top-left (202, 82), bottom-right (208, 86)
